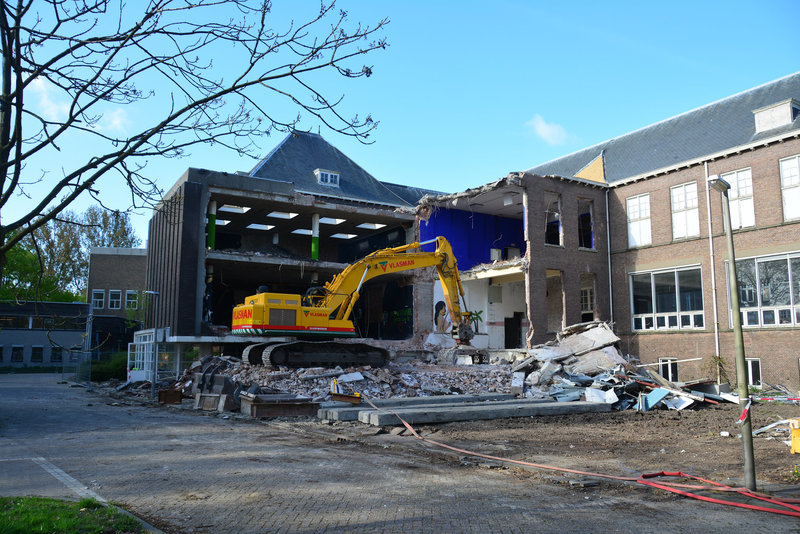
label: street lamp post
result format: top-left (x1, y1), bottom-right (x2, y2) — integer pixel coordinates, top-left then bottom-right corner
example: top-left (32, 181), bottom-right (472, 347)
top-left (707, 175), bottom-right (757, 491)
top-left (143, 291), bottom-right (160, 400)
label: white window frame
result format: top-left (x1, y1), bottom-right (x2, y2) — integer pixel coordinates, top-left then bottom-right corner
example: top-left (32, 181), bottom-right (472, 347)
top-left (126, 290), bottom-right (139, 310)
top-left (727, 251), bottom-right (800, 328)
top-left (670, 182), bottom-right (699, 240)
top-left (314, 168), bottom-right (340, 187)
top-left (92, 289), bottom-right (105, 310)
top-left (630, 266), bottom-right (705, 331)
top-left (659, 358), bottom-right (679, 382)
top-left (746, 358), bottom-right (762, 389)
top-left (108, 290), bottom-right (122, 310)
top-left (780, 154), bottom-right (800, 221)
top-left (626, 194), bottom-right (651, 248)
top-left (721, 168), bottom-right (754, 229)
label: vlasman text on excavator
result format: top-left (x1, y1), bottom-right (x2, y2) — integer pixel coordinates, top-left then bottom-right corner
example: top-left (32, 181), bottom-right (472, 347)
top-left (231, 236), bottom-right (474, 367)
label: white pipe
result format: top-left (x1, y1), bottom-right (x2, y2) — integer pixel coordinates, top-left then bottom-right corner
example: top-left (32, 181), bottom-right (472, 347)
top-left (605, 188), bottom-right (613, 325)
top-left (704, 162), bottom-right (721, 370)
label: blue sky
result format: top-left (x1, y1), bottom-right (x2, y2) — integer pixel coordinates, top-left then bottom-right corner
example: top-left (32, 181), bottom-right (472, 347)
top-left (17, 0), bottom-right (800, 240)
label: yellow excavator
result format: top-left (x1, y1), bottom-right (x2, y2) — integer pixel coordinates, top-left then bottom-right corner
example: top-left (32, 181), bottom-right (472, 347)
top-left (232, 236), bottom-right (474, 367)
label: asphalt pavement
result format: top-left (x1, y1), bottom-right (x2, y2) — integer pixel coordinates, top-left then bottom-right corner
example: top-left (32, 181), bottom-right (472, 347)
top-left (1, 373), bottom-right (799, 533)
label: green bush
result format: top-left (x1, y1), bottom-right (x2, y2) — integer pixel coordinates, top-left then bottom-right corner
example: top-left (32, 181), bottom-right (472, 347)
top-left (90, 352), bottom-right (128, 382)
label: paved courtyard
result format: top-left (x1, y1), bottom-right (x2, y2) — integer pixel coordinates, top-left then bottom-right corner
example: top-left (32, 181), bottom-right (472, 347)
top-left (1, 374), bottom-right (798, 533)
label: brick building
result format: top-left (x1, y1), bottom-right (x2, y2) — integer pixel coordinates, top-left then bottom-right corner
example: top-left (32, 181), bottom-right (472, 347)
top-left (143, 131), bottom-right (440, 360)
top-left (420, 72), bottom-right (800, 389)
top-left (86, 247), bottom-right (148, 356)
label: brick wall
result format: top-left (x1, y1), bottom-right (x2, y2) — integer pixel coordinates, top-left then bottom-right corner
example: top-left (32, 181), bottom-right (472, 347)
top-left (522, 174), bottom-right (610, 345)
top-left (610, 138), bottom-right (800, 389)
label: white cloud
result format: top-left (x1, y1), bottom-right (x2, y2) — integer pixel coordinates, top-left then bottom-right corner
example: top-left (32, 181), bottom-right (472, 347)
top-left (526, 114), bottom-right (569, 145)
top-left (29, 78), bottom-right (69, 122)
top-left (97, 107), bottom-right (131, 134)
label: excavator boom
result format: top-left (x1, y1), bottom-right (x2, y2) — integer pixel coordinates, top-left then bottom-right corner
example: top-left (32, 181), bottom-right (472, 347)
top-left (231, 236), bottom-right (473, 366)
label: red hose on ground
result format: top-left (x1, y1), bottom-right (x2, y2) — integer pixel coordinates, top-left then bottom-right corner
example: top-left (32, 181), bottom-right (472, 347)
top-left (360, 395), bottom-right (800, 517)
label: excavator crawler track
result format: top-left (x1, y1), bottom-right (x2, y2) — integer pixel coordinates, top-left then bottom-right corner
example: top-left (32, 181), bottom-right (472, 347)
top-left (245, 341), bottom-right (388, 368)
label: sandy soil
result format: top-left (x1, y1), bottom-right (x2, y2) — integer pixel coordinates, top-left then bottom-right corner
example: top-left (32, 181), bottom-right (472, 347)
top-left (404, 401), bottom-right (800, 487)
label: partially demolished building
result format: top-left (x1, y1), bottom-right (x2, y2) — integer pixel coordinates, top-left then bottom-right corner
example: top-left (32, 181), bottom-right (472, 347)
top-left (141, 132), bottom-right (439, 364)
top-left (421, 72), bottom-right (800, 389)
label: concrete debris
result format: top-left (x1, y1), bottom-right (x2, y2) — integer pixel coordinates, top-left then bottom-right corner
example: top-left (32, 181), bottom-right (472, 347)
top-left (510, 321), bottom-right (728, 412)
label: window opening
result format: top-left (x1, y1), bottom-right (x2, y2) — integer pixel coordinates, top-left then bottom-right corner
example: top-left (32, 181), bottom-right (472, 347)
top-left (659, 358), bottom-right (679, 382)
top-left (92, 290), bottom-right (104, 310)
top-left (578, 199), bottom-right (594, 249)
top-left (626, 194), bottom-right (651, 247)
top-left (631, 267), bottom-right (704, 331)
top-left (11, 346), bottom-right (23, 362)
top-left (108, 290), bottom-right (122, 310)
top-left (314, 168), bottom-right (340, 187)
top-left (730, 252), bottom-right (800, 327)
top-left (780, 154), bottom-right (800, 221)
top-left (51, 347), bottom-right (63, 363)
top-left (670, 182), bottom-right (699, 240)
top-left (544, 193), bottom-right (562, 246)
top-left (31, 346), bottom-right (43, 363)
top-left (126, 291), bottom-right (139, 310)
top-left (721, 168), bottom-right (754, 229)
top-left (746, 358), bottom-right (762, 388)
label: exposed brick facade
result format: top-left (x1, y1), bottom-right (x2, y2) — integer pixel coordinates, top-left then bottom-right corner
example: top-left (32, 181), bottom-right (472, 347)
top-left (610, 137), bottom-right (800, 389)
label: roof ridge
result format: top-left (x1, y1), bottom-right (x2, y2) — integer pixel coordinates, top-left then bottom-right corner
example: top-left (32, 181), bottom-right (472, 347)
top-left (527, 71), bottom-right (800, 174)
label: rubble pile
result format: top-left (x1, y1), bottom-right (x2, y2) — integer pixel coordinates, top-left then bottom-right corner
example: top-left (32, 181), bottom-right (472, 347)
top-left (228, 359), bottom-right (511, 400)
top-left (513, 321), bottom-right (730, 411)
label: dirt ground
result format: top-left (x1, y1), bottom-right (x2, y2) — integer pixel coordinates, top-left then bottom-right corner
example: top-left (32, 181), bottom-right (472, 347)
top-left (398, 401), bottom-right (800, 487)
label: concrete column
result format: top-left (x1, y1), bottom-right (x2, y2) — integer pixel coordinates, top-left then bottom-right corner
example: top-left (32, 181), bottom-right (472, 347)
top-left (311, 213), bottom-right (320, 260)
top-left (207, 200), bottom-right (217, 250)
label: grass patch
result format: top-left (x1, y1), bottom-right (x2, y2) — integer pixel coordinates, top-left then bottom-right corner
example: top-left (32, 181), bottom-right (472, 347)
top-left (0, 496), bottom-right (144, 533)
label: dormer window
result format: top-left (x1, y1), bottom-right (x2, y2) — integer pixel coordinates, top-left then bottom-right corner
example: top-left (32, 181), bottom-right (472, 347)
top-left (314, 168), bottom-right (340, 187)
top-left (753, 99), bottom-right (800, 134)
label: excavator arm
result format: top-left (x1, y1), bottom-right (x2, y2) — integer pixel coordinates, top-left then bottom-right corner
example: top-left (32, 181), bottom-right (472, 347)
top-left (312, 236), bottom-right (472, 340)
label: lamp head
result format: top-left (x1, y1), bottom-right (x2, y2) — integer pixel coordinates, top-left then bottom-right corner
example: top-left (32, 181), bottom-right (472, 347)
top-left (707, 174), bottom-right (731, 193)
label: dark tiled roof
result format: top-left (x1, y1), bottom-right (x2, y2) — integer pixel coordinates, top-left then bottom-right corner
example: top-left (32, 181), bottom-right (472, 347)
top-left (380, 181), bottom-right (445, 205)
top-left (527, 72), bottom-right (800, 184)
top-left (249, 132), bottom-right (413, 206)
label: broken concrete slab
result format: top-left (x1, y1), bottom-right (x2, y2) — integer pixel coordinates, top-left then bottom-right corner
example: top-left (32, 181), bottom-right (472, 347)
top-left (360, 400), bottom-right (612, 427)
top-left (565, 346), bottom-right (627, 375)
top-left (511, 372), bottom-right (525, 395)
top-left (318, 393), bottom-right (515, 421)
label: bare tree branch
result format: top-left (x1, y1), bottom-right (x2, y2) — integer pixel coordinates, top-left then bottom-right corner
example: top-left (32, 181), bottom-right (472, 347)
top-left (0, 0), bottom-right (388, 277)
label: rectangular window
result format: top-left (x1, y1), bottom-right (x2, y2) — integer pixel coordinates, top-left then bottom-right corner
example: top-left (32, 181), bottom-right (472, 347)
top-left (0, 346), bottom-right (3, 362)
top-left (31, 346), bottom-right (43, 363)
top-left (544, 192), bottom-right (562, 246)
top-left (11, 346), bottom-right (23, 363)
top-left (578, 199), bottom-right (594, 249)
top-left (659, 358), bottom-right (679, 382)
top-left (580, 287), bottom-right (595, 322)
top-left (92, 290), bottom-right (105, 310)
top-left (731, 252), bottom-right (800, 327)
top-left (780, 154), bottom-right (800, 221)
top-left (671, 182), bottom-right (699, 239)
top-left (314, 168), bottom-right (340, 187)
top-left (721, 168), bottom-right (754, 229)
top-left (626, 194), bottom-right (651, 247)
top-left (50, 347), bottom-right (63, 363)
top-left (631, 267), bottom-right (704, 331)
top-left (108, 290), bottom-right (122, 310)
top-left (126, 290), bottom-right (139, 310)
top-left (746, 358), bottom-right (762, 388)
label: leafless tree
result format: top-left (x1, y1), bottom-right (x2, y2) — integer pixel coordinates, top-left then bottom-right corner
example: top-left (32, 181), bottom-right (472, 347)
top-left (0, 0), bottom-right (388, 279)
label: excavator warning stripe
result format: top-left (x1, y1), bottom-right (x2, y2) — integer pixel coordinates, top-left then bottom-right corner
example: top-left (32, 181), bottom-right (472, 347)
top-left (232, 325), bottom-right (356, 335)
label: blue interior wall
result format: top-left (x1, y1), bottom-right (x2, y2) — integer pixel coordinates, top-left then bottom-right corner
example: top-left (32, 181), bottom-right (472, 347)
top-left (420, 209), bottom-right (525, 270)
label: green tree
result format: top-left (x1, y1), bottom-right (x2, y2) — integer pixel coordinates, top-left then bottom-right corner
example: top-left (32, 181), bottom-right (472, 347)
top-left (0, 232), bottom-right (81, 301)
top-left (0, 1), bottom-right (387, 281)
